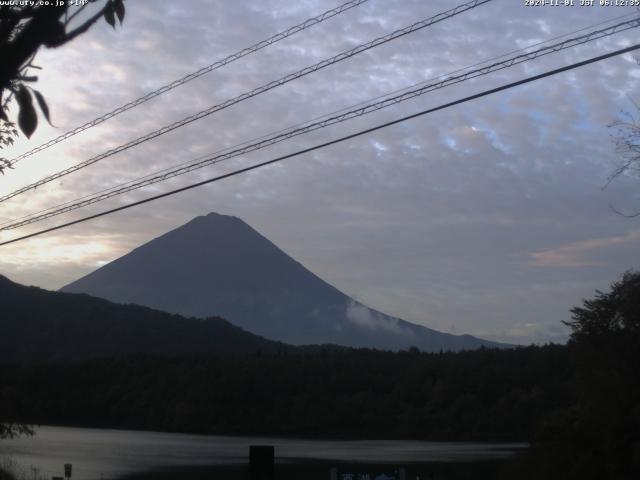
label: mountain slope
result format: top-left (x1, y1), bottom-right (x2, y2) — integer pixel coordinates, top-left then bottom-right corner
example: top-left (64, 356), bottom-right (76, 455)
top-left (0, 274), bottom-right (290, 363)
top-left (62, 213), bottom-right (505, 351)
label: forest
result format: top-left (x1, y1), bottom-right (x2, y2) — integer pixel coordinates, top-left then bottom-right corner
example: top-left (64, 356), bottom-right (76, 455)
top-left (0, 345), bottom-right (570, 440)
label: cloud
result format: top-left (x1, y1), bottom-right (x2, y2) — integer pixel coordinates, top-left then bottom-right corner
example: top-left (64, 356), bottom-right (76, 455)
top-left (530, 230), bottom-right (640, 267)
top-left (345, 300), bottom-right (415, 336)
top-left (483, 321), bottom-right (570, 345)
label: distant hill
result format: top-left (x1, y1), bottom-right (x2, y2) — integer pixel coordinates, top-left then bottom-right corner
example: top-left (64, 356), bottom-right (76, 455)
top-left (62, 213), bottom-right (506, 351)
top-left (0, 274), bottom-right (290, 363)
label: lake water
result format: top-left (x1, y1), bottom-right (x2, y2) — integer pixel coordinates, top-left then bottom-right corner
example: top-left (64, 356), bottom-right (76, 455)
top-left (0, 426), bottom-right (526, 480)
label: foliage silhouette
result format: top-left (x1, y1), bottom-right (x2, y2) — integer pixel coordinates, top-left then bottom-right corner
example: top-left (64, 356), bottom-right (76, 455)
top-left (0, 0), bottom-right (125, 173)
top-left (531, 271), bottom-right (640, 479)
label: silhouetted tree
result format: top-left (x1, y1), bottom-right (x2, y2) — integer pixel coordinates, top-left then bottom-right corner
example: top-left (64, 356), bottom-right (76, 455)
top-left (0, 0), bottom-right (125, 174)
top-left (0, 421), bottom-right (32, 440)
top-left (609, 107), bottom-right (640, 216)
top-left (0, 384), bottom-right (33, 439)
top-left (608, 55), bottom-right (640, 216)
top-left (566, 270), bottom-right (640, 340)
top-left (533, 271), bottom-right (640, 479)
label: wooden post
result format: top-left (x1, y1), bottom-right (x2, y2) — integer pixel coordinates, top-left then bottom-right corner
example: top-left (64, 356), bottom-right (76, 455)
top-left (249, 445), bottom-right (274, 480)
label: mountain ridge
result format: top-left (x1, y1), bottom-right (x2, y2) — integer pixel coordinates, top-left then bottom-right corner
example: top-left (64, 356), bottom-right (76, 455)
top-left (0, 273), bottom-right (294, 363)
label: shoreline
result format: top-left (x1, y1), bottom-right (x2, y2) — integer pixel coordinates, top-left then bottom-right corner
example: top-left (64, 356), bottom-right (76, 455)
top-left (22, 423), bottom-right (530, 444)
top-left (116, 458), bottom-right (522, 480)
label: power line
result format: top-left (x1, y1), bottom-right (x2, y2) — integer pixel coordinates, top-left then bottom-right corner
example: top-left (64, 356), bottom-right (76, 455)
top-left (3, 16), bottom-right (638, 230)
top-left (5, 0), bottom-right (372, 167)
top-left (0, 0), bottom-right (492, 205)
top-left (3, 16), bottom-right (635, 229)
top-left (35, 0), bottom-right (627, 230)
top-left (7, 11), bottom-right (635, 234)
top-left (2, 43), bottom-right (637, 247)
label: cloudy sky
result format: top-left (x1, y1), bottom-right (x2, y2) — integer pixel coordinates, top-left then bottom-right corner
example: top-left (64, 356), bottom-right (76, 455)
top-left (1, 0), bottom-right (639, 344)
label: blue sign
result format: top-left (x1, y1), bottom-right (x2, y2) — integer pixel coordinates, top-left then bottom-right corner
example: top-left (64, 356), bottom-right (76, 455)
top-left (331, 467), bottom-right (406, 480)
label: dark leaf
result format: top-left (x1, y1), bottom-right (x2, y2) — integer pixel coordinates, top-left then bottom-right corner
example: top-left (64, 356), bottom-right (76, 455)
top-left (0, 109), bottom-right (7, 122)
top-left (16, 86), bottom-right (37, 138)
top-left (114, 0), bottom-right (125, 24)
top-left (32, 90), bottom-right (53, 126)
top-left (104, 2), bottom-right (116, 28)
top-left (43, 20), bottom-right (67, 47)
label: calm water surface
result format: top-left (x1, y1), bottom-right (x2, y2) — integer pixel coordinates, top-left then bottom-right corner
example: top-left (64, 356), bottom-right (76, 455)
top-left (0, 426), bottom-right (526, 480)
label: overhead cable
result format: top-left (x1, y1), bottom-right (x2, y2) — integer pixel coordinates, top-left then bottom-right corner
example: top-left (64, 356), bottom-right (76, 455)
top-left (0, 0), bottom-right (492, 204)
top-left (1, 43), bottom-right (638, 246)
top-left (3, 16), bottom-right (637, 230)
top-left (5, 0), bottom-right (372, 167)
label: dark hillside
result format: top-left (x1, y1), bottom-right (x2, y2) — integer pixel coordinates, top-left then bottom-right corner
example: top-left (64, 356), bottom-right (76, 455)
top-left (0, 274), bottom-right (290, 363)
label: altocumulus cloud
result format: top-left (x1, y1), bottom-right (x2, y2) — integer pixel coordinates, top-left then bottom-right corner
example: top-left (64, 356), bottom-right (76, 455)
top-left (0, 0), bottom-right (639, 344)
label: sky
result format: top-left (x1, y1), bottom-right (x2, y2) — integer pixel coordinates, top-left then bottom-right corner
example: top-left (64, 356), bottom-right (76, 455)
top-left (1, 0), bottom-right (639, 345)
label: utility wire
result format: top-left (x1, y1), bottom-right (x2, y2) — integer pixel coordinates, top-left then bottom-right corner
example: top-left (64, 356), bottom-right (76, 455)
top-left (1, 43), bottom-right (638, 247)
top-left (3, 16), bottom-right (638, 230)
top-left (2, 15), bottom-right (634, 229)
top-left (5, 9), bottom-right (634, 234)
top-left (4, 0), bottom-right (372, 167)
top-left (35, 1), bottom-right (633, 227)
top-left (0, 0), bottom-right (492, 205)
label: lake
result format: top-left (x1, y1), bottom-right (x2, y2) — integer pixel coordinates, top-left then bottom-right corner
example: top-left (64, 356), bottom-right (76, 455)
top-left (0, 426), bottom-right (526, 480)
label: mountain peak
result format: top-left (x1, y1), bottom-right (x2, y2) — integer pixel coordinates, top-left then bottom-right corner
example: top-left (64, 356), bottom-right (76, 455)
top-left (207, 211), bottom-right (236, 218)
top-left (200, 212), bottom-right (241, 222)
top-left (182, 212), bottom-right (244, 229)
top-left (62, 214), bottom-right (506, 351)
